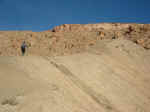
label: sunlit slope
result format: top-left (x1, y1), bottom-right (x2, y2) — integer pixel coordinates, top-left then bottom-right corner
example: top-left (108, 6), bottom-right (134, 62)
top-left (0, 57), bottom-right (105, 112)
top-left (50, 39), bottom-right (150, 112)
top-left (0, 39), bottom-right (150, 112)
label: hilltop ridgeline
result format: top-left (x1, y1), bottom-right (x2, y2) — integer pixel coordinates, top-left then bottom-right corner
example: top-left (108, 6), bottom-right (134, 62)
top-left (0, 23), bottom-right (150, 56)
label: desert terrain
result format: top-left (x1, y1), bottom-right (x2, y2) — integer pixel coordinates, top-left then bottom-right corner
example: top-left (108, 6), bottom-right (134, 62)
top-left (0, 23), bottom-right (150, 112)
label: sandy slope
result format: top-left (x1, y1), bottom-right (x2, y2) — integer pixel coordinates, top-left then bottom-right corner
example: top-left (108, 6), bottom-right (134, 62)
top-left (0, 57), bottom-right (107, 112)
top-left (0, 39), bottom-right (150, 112)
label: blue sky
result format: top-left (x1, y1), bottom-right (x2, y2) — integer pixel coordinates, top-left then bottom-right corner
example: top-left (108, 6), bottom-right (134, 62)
top-left (0, 0), bottom-right (150, 31)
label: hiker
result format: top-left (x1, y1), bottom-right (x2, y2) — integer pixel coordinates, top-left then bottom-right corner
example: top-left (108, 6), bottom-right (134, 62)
top-left (21, 41), bottom-right (27, 56)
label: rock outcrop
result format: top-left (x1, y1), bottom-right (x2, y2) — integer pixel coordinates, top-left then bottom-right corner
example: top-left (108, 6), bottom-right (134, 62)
top-left (52, 23), bottom-right (131, 32)
top-left (0, 23), bottom-right (150, 56)
top-left (52, 23), bottom-right (150, 49)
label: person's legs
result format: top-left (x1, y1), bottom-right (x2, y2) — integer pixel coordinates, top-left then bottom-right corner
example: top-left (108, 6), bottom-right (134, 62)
top-left (21, 47), bottom-right (25, 56)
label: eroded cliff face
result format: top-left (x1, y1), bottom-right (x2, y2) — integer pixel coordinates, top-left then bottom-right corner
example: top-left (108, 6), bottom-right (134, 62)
top-left (52, 23), bottom-right (150, 48)
top-left (52, 23), bottom-right (150, 33)
top-left (52, 23), bottom-right (131, 32)
top-left (0, 23), bottom-right (150, 56)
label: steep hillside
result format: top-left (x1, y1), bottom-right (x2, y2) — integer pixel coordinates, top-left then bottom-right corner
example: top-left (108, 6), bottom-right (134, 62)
top-left (0, 39), bottom-right (150, 112)
top-left (0, 23), bottom-right (150, 56)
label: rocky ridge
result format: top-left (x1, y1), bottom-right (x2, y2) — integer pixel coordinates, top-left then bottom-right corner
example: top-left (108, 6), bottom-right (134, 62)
top-left (0, 23), bottom-right (150, 56)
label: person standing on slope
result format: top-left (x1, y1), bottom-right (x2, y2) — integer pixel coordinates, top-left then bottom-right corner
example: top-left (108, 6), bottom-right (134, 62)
top-left (21, 41), bottom-right (28, 56)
